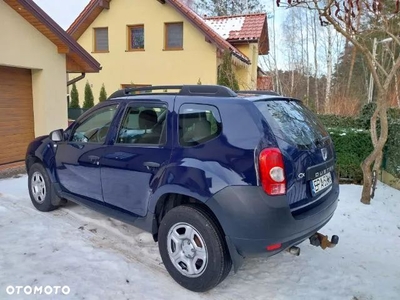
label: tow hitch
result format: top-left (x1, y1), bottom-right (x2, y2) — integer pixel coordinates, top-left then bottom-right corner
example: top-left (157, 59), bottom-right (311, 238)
top-left (309, 232), bottom-right (339, 249)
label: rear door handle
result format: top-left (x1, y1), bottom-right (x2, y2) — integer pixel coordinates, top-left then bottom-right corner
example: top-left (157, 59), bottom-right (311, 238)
top-left (143, 161), bottom-right (160, 170)
top-left (88, 155), bottom-right (100, 165)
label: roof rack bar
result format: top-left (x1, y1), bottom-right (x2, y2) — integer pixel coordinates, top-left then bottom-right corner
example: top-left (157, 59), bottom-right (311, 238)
top-left (108, 85), bottom-right (237, 99)
top-left (236, 90), bottom-right (281, 96)
top-left (179, 85), bottom-right (237, 97)
top-left (125, 85), bottom-right (183, 94)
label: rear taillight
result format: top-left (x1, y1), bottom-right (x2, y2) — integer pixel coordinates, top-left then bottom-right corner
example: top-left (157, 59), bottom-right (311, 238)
top-left (259, 148), bottom-right (286, 196)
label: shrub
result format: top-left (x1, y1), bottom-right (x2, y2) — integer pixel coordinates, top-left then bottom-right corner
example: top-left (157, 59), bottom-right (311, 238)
top-left (69, 83), bottom-right (80, 109)
top-left (83, 81), bottom-right (94, 109)
top-left (329, 128), bottom-right (373, 183)
top-left (317, 114), bottom-right (361, 129)
top-left (384, 119), bottom-right (400, 178)
top-left (317, 104), bottom-right (400, 182)
top-left (99, 84), bottom-right (107, 102)
top-left (217, 52), bottom-right (239, 91)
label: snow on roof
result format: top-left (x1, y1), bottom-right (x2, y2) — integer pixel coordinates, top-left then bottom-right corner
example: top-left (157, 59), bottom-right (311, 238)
top-left (205, 16), bottom-right (246, 40)
top-left (204, 14), bottom-right (267, 42)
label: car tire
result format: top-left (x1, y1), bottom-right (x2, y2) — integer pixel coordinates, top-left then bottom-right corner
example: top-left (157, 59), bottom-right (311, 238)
top-left (28, 163), bottom-right (59, 212)
top-left (158, 205), bottom-right (232, 292)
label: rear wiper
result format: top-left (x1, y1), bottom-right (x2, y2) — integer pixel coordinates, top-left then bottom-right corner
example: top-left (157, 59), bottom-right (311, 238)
top-left (314, 136), bottom-right (330, 148)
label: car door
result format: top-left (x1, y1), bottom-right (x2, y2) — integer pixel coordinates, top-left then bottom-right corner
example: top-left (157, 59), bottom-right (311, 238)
top-left (55, 104), bottom-right (119, 202)
top-left (100, 99), bottom-right (173, 217)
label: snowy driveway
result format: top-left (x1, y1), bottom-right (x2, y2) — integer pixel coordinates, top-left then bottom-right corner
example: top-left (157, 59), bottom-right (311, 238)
top-left (0, 176), bottom-right (399, 300)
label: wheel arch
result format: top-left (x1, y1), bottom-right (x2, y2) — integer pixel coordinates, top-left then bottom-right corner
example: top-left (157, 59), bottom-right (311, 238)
top-left (151, 191), bottom-right (244, 273)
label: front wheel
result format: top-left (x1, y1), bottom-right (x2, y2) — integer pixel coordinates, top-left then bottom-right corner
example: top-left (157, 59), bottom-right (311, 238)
top-left (28, 163), bottom-right (59, 212)
top-left (158, 205), bottom-right (232, 292)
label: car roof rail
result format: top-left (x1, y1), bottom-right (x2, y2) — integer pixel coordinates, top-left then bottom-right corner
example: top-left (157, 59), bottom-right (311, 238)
top-left (107, 85), bottom-right (237, 99)
top-left (237, 90), bottom-right (281, 96)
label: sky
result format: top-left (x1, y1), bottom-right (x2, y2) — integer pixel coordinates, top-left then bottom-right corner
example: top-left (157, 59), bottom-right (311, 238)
top-left (33, 0), bottom-right (91, 29)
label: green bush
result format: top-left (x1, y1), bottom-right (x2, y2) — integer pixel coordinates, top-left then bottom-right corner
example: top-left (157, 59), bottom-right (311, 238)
top-left (384, 120), bottom-right (400, 178)
top-left (83, 81), bottom-right (94, 109)
top-left (329, 128), bottom-right (373, 183)
top-left (99, 84), bottom-right (107, 102)
top-left (317, 104), bottom-right (400, 181)
top-left (317, 114), bottom-right (362, 129)
top-left (217, 52), bottom-right (239, 91)
top-left (69, 83), bottom-right (80, 109)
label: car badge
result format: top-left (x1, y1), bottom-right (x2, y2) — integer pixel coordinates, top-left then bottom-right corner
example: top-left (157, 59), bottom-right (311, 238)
top-left (321, 148), bottom-right (328, 161)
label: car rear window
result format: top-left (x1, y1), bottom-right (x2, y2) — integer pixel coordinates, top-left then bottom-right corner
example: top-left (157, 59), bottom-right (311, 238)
top-left (254, 100), bottom-right (329, 148)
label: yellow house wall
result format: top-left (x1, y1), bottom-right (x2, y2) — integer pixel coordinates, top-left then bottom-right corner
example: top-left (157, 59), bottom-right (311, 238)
top-left (0, 1), bottom-right (68, 136)
top-left (74, 0), bottom-right (218, 103)
top-left (234, 43), bottom-right (258, 90)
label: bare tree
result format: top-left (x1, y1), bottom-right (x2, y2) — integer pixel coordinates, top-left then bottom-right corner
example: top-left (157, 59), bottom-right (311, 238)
top-left (277, 0), bottom-right (400, 204)
top-left (311, 11), bottom-right (320, 112)
top-left (195, 0), bottom-right (264, 16)
top-left (306, 9), bottom-right (311, 104)
top-left (325, 25), bottom-right (333, 113)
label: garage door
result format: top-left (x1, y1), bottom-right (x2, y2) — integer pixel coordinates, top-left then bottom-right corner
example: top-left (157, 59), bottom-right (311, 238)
top-left (0, 66), bottom-right (35, 165)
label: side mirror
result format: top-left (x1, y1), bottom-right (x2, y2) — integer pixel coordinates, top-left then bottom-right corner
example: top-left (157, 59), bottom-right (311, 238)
top-left (50, 129), bottom-right (64, 142)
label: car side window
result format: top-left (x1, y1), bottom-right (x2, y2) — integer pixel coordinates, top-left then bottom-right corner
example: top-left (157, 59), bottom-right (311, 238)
top-left (179, 104), bottom-right (222, 147)
top-left (72, 105), bottom-right (118, 143)
top-left (117, 105), bottom-right (167, 145)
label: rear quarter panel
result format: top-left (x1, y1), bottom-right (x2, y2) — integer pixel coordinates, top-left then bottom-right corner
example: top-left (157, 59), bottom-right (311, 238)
top-left (148, 98), bottom-right (274, 212)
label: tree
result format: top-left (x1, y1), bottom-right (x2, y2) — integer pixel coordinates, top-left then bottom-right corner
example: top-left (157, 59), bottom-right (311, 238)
top-left (69, 83), bottom-right (80, 109)
top-left (83, 81), bottom-right (94, 109)
top-left (217, 51), bottom-right (239, 90)
top-left (195, 0), bottom-right (264, 16)
top-left (277, 0), bottom-right (400, 204)
top-left (99, 84), bottom-right (107, 102)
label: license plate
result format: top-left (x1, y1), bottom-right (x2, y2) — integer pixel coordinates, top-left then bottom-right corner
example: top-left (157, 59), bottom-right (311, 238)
top-left (311, 173), bottom-right (332, 195)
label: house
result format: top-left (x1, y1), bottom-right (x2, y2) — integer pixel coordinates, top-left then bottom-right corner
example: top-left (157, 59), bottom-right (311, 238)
top-left (67, 0), bottom-right (269, 103)
top-left (0, 0), bottom-right (101, 167)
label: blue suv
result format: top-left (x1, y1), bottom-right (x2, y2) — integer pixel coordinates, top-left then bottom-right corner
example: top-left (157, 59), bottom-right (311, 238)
top-left (26, 85), bottom-right (339, 292)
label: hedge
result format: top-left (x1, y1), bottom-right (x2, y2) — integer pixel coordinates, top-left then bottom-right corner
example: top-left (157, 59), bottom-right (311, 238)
top-left (317, 104), bottom-right (400, 183)
top-left (328, 128), bottom-right (373, 183)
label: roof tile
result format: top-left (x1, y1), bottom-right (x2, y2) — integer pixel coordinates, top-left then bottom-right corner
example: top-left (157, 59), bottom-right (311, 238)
top-left (205, 14), bottom-right (267, 42)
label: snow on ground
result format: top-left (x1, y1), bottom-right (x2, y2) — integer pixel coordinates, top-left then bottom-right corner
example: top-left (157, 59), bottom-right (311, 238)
top-left (0, 176), bottom-right (399, 300)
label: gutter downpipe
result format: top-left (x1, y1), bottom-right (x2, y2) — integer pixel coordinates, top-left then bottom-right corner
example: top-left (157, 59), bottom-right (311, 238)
top-left (67, 73), bottom-right (86, 86)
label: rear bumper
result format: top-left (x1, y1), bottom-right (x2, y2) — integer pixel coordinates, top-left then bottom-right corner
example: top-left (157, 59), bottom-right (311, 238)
top-left (206, 184), bottom-right (339, 257)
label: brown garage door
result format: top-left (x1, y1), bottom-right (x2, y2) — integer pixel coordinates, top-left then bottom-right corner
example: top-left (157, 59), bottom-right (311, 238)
top-left (0, 66), bottom-right (35, 165)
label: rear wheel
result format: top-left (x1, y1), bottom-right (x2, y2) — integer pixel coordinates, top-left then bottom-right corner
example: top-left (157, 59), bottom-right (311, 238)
top-left (158, 205), bottom-right (232, 292)
top-left (28, 163), bottom-right (59, 212)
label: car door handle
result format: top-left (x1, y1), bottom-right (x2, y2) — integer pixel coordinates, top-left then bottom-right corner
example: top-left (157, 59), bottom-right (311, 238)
top-left (143, 161), bottom-right (160, 170)
top-left (88, 155), bottom-right (100, 165)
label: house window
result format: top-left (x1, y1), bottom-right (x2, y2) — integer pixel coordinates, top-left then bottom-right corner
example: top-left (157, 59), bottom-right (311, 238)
top-left (128, 25), bottom-right (145, 51)
top-left (94, 27), bottom-right (109, 52)
top-left (165, 22), bottom-right (183, 50)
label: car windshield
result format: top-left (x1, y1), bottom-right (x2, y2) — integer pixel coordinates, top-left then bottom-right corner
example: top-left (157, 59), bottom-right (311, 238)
top-left (255, 99), bottom-right (329, 148)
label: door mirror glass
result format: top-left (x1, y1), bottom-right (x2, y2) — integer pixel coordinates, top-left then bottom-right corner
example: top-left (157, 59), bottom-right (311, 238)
top-left (50, 129), bottom-right (64, 142)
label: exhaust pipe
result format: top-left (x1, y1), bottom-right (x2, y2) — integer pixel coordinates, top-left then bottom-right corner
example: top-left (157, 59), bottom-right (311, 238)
top-left (310, 233), bottom-right (339, 249)
top-left (287, 246), bottom-right (301, 256)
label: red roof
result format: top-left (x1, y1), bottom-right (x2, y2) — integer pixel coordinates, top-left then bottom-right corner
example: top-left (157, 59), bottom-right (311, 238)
top-left (205, 14), bottom-right (266, 41)
top-left (166, 0), bottom-right (250, 64)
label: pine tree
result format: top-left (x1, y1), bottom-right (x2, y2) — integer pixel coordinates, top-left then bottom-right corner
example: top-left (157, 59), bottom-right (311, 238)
top-left (195, 0), bottom-right (264, 16)
top-left (69, 83), bottom-right (80, 109)
top-left (99, 84), bottom-right (107, 102)
top-left (83, 81), bottom-right (94, 109)
top-left (217, 52), bottom-right (239, 90)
